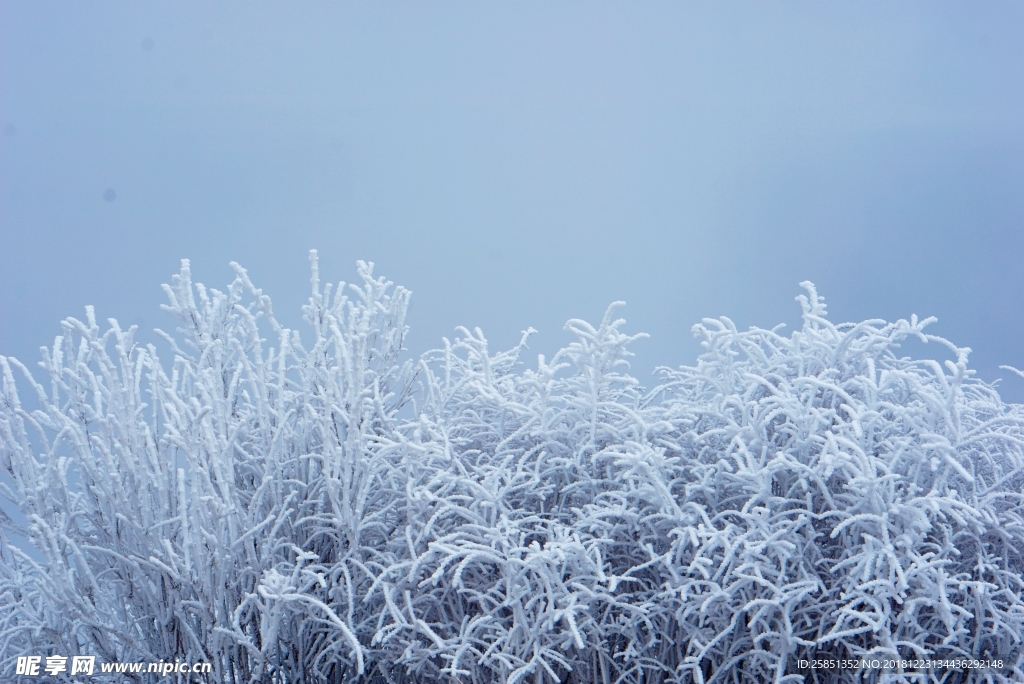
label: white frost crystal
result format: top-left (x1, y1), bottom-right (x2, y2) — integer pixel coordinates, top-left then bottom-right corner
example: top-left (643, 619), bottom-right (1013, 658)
top-left (1, 259), bottom-right (1022, 683)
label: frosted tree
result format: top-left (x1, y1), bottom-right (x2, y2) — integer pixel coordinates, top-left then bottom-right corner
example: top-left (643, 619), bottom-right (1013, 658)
top-left (0, 253), bottom-right (412, 682)
top-left (1, 257), bottom-right (1022, 683)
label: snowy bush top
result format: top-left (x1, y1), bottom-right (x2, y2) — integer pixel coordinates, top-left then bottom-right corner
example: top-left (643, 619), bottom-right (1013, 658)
top-left (2, 253), bottom-right (1022, 683)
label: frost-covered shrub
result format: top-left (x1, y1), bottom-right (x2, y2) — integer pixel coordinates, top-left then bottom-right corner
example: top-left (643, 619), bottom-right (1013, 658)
top-left (1, 256), bottom-right (1022, 683)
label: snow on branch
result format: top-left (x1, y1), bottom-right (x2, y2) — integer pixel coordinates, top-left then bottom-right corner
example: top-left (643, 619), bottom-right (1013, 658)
top-left (1, 256), bottom-right (1022, 683)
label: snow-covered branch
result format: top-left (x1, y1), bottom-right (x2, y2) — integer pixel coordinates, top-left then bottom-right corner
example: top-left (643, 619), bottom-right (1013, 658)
top-left (2, 263), bottom-right (1021, 683)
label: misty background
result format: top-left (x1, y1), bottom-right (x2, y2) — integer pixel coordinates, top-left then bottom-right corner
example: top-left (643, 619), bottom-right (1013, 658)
top-left (2, 3), bottom-right (1023, 401)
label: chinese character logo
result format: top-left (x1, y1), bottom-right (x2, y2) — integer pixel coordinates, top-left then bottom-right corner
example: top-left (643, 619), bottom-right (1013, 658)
top-left (15, 656), bottom-right (41, 676)
top-left (44, 655), bottom-right (68, 676)
top-left (70, 655), bottom-right (96, 675)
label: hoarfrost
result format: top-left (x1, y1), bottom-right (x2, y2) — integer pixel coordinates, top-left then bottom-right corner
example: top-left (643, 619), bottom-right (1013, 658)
top-left (1, 258), bottom-right (1022, 683)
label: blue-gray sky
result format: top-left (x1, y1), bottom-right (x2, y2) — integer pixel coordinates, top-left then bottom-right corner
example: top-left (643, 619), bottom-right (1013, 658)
top-left (2, 3), bottom-right (1023, 399)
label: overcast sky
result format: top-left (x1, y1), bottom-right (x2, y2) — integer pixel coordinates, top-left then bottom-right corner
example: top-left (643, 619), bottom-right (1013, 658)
top-left (2, 3), bottom-right (1023, 400)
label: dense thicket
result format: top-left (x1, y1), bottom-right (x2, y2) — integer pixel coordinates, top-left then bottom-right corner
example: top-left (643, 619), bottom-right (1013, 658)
top-left (2, 254), bottom-right (1022, 683)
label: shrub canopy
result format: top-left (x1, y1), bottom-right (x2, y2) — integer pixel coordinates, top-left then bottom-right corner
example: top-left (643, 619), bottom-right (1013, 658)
top-left (2, 254), bottom-right (1023, 683)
